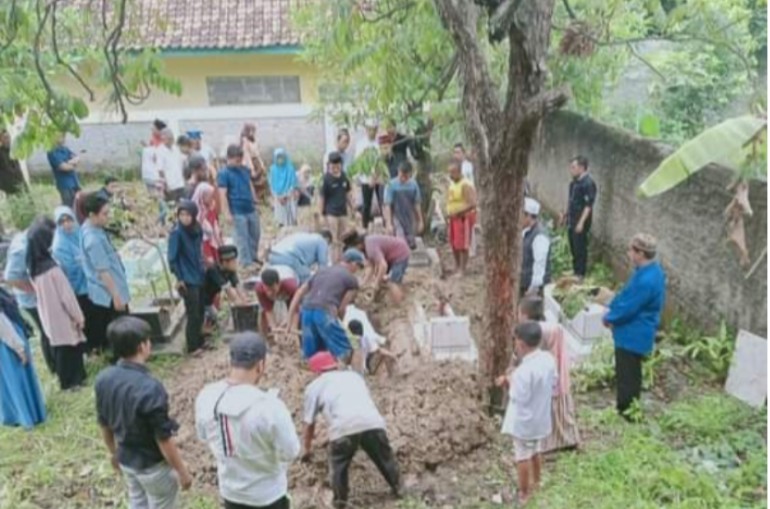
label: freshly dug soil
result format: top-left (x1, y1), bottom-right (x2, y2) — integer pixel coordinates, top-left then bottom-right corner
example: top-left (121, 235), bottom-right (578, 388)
top-left (166, 236), bottom-right (495, 504)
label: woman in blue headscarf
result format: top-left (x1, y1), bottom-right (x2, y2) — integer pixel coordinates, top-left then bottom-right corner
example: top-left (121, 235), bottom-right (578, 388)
top-left (52, 206), bottom-right (97, 353)
top-left (268, 147), bottom-right (299, 227)
top-left (0, 286), bottom-right (46, 429)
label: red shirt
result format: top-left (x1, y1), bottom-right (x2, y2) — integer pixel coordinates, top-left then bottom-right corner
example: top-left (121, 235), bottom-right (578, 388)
top-left (255, 278), bottom-right (299, 311)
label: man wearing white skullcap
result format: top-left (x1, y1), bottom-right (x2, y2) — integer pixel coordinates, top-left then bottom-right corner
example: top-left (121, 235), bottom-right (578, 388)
top-left (520, 197), bottom-right (551, 297)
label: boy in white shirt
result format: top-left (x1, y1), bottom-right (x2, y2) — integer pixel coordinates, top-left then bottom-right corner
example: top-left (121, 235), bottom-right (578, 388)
top-left (302, 352), bottom-right (400, 508)
top-left (195, 333), bottom-right (300, 509)
top-left (347, 319), bottom-right (398, 375)
top-left (501, 322), bottom-right (556, 505)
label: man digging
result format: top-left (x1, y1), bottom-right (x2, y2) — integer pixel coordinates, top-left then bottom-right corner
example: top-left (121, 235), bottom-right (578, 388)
top-left (302, 351), bottom-right (401, 508)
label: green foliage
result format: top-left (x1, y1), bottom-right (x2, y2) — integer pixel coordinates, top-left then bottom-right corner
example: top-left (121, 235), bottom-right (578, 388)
top-left (2, 191), bottom-right (39, 231)
top-left (638, 113), bottom-right (767, 197)
top-left (573, 340), bottom-right (616, 392)
top-left (682, 320), bottom-right (735, 380)
top-left (533, 394), bottom-right (767, 508)
top-left (346, 146), bottom-right (390, 182)
top-left (294, 0), bottom-right (456, 130)
top-left (0, 1), bottom-right (182, 157)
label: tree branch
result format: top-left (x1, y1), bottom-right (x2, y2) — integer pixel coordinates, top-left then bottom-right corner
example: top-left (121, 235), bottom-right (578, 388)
top-left (627, 42), bottom-right (666, 80)
top-left (33, 0), bottom-right (65, 131)
top-left (489, 0), bottom-right (523, 42)
top-left (357, 0), bottom-right (415, 23)
top-left (51, 0), bottom-right (96, 102)
top-left (522, 86), bottom-right (571, 126)
top-left (0, 0), bottom-right (19, 53)
top-left (561, 0), bottom-right (576, 20)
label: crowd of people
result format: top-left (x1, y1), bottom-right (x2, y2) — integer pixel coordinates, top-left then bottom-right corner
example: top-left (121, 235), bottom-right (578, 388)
top-left (0, 117), bottom-right (669, 508)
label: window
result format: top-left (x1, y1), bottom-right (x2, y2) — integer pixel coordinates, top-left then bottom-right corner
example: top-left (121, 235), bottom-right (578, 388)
top-left (206, 76), bottom-right (301, 106)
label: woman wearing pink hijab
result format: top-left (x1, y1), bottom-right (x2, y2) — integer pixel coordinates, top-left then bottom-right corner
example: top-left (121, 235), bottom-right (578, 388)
top-left (519, 296), bottom-right (580, 452)
top-left (191, 183), bottom-right (222, 265)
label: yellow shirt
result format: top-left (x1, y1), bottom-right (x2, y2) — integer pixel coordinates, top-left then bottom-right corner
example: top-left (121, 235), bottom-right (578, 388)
top-left (447, 178), bottom-right (472, 216)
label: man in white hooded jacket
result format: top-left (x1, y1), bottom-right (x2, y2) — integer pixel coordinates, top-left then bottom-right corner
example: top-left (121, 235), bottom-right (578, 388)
top-left (195, 333), bottom-right (299, 509)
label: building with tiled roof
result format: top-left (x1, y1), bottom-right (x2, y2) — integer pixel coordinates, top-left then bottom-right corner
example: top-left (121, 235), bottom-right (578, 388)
top-left (30, 0), bottom-right (333, 173)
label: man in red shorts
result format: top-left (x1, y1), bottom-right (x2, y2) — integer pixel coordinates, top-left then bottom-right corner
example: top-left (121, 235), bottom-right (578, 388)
top-left (445, 161), bottom-right (477, 275)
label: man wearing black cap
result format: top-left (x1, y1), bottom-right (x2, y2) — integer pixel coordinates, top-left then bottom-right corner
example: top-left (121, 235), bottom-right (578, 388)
top-left (287, 249), bottom-right (366, 361)
top-left (218, 144), bottom-right (261, 267)
top-left (195, 332), bottom-right (299, 509)
top-left (203, 245), bottom-right (247, 330)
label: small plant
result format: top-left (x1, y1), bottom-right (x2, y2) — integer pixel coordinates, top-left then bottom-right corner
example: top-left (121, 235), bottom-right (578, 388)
top-left (1, 191), bottom-right (39, 230)
top-left (682, 321), bottom-right (735, 380)
top-left (573, 340), bottom-right (616, 392)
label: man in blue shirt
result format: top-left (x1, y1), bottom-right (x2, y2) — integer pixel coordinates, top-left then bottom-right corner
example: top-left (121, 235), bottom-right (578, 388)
top-left (218, 145), bottom-right (261, 268)
top-left (383, 161), bottom-right (423, 250)
top-left (267, 230), bottom-right (333, 285)
top-left (3, 229), bottom-right (55, 373)
top-left (47, 134), bottom-right (81, 207)
top-left (81, 194), bottom-right (130, 354)
top-left (603, 233), bottom-right (666, 420)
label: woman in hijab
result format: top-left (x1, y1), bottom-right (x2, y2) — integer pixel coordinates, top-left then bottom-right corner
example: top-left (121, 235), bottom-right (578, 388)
top-left (268, 147), bottom-right (299, 227)
top-left (0, 286), bottom-right (46, 428)
top-left (191, 183), bottom-right (222, 266)
top-left (52, 206), bottom-right (97, 352)
top-left (26, 217), bottom-right (86, 390)
top-left (168, 200), bottom-right (206, 353)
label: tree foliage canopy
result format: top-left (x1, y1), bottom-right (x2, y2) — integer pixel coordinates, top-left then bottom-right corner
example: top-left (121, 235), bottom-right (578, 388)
top-left (0, 0), bottom-right (181, 157)
top-left (296, 0), bottom-right (763, 145)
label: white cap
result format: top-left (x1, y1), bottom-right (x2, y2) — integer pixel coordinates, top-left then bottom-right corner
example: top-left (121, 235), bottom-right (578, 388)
top-left (524, 197), bottom-right (541, 216)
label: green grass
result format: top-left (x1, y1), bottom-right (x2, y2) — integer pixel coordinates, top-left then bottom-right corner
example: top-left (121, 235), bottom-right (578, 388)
top-left (0, 342), bottom-right (213, 509)
top-left (530, 395), bottom-right (767, 509)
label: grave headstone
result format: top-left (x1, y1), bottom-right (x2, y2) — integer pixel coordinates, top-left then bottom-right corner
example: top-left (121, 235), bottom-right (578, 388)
top-left (568, 303), bottom-right (609, 340)
top-left (429, 315), bottom-right (478, 363)
top-left (409, 236), bottom-right (432, 267)
top-left (724, 330), bottom-right (767, 408)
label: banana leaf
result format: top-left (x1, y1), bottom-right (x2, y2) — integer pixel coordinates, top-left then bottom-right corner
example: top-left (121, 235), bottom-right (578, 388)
top-left (638, 115), bottom-right (767, 198)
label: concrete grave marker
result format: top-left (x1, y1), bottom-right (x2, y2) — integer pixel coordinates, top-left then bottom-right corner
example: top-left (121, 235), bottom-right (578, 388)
top-left (724, 330), bottom-right (767, 408)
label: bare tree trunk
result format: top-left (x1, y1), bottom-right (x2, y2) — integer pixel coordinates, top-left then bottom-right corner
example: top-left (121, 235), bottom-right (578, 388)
top-left (433, 0), bottom-right (569, 406)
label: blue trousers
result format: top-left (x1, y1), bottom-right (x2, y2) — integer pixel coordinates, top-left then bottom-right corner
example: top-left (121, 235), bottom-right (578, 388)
top-left (301, 308), bottom-right (352, 359)
top-left (233, 212), bottom-right (261, 267)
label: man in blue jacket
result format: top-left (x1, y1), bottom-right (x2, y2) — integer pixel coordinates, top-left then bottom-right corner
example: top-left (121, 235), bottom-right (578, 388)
top-left (603, 233), bottom-right (666, 419)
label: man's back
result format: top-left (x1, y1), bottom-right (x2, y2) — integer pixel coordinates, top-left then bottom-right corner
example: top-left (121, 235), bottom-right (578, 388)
top-left (511, 350), bottom-right (556, 441)
top-left (195, 381), bottom-right (299, 506)
top-left (302, 265), bottom-right (358, 312)
top-left (94, 361), bottom-right (177, 470)
top-left (272, 233), bottom-right (328, 267)
top-left (303, 370), bottom-right (386, 441)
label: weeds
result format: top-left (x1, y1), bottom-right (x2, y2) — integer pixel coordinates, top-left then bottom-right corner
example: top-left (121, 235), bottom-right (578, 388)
top-left (682, 321), bottom-right (735, 381)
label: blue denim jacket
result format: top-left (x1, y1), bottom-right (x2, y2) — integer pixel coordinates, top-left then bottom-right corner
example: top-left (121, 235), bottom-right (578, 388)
top-left (605, 261), bottom-right (666, 356)
top-left (2, 232), bottom-right (36, 309)
top-left (80, 221), bottom-right (130, 307)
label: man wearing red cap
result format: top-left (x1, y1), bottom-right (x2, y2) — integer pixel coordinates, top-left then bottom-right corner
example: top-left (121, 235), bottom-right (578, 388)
top-left (302, 351), bottom-right (400, 508)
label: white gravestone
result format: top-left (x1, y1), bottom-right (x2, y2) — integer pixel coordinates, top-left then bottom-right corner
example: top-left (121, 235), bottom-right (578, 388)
top-left (724, 330), bottom-right (767, 408)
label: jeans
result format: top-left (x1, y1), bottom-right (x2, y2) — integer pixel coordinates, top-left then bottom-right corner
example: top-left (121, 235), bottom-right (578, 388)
top-left (267, 251), bottom-right (312, 284)
top-left (387, 259), bottom-right (409, 284)
top-left (233, 212), bottom-right (261, 267)
top-left (329, 429), bottom-right (400, 509)
top-left (568, 226), bottom-right (589, 277)
top-left (58, 187), bottom-right (79, 208)
top-left (300, 308), bottom-right (351, 359)
top-left (181, 285), bottom-right (205, 353)
top-left (615, 347), bottom-right (643, 417)
top-left (361, 184), bottom-right (383, 229)
top-left (120, 462), bottom-right (179, 509)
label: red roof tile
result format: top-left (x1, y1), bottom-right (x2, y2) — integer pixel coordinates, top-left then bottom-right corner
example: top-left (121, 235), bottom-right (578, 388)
top-left (124, 0), bottom-right (307, 50)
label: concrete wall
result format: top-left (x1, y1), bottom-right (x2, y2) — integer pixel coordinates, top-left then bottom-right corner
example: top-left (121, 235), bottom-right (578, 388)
top-left (529, 111), bottom-right (767, 337)
top-left (26, 51), bottom-right (325, 173)
top-left (26, 115), bottom-right (326, 174)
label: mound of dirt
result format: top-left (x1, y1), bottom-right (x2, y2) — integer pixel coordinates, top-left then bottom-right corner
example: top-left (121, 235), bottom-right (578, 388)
top-left (166, 254), bottom-right (495, 500)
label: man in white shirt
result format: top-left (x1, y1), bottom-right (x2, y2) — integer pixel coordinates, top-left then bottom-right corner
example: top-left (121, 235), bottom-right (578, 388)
top-left (452, 143), bottom-right (475, 183)
top-left (157, 128), bottom-right (186, 202)
top-left (302, 352), bottom-right (400, 508)
top-left (195, 333), bottom-right (300, 509)
top-left (520, 197), bottom-right (551, 298)
top-left (507, 322), bottom-right (556, 505)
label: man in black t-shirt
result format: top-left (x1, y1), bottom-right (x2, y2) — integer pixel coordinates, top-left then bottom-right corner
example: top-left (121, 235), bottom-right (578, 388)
top-left (564, 155), bottom-right (597, 278)
top-left (203, 245), bottom-right (247, 329)
top-left (320, 151), bottom-right (353, 262)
